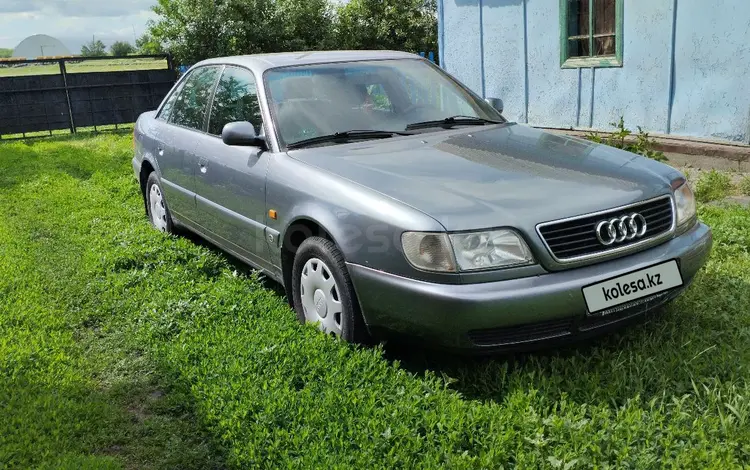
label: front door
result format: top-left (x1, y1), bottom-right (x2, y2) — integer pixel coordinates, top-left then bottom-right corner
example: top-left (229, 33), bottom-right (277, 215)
top-left (193, 66), bottom-right (272, 270)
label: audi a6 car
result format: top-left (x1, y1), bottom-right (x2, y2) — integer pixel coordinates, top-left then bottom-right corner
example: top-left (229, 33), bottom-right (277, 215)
top-left (132, 51), bottom-right (712, 351)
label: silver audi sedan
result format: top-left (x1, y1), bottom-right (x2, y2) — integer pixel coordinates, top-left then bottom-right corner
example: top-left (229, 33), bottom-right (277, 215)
top-left (132, 51), bottom-right (712, 352)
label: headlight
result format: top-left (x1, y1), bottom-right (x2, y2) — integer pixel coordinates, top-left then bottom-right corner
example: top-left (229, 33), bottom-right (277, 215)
top-left (673, 180), bottom-right (697, 227)
top-left (401, 232), bottom-right (456, 272)
top-left (449, 229), bottom-right (534, 271)
top-left (402, 229), bottom-right (534, 273)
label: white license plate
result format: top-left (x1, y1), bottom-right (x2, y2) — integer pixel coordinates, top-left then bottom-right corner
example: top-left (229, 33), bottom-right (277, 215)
top-left (582, 260), bottom-right (683, 314)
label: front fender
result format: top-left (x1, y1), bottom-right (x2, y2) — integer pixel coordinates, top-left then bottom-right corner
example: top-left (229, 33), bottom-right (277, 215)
top-left (267, 154), bottom-right (454, 282)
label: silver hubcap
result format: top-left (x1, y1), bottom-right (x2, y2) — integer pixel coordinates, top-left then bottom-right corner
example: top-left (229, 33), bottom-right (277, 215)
top-left (149, 184), bottom-right (168, 232)
top-left (300, 258), bottom-right (343, 336)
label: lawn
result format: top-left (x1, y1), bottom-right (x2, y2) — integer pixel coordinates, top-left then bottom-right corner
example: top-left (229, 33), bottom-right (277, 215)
top-left (0, 57), bottom-right (169, 77)
top-left (1, 134), bottom-right (749, 469)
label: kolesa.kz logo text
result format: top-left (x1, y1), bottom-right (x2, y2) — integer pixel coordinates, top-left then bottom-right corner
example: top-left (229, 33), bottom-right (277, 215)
top-left (602, 273), bottom-right (664, 301)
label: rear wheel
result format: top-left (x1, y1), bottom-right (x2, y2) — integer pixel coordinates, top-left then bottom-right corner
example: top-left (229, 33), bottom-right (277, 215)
top-left (292, 237), bottom-right (370, 344)
top-left (145, 172), bottom-right (175, 234)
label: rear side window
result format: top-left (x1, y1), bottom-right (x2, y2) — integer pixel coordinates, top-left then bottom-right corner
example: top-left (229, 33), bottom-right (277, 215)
top-left (158, 74), bottom-right (189, 121)
top-left (207, 67), bottom-right (262, 136)
top-left (169, 66), bottom-right (221, 131)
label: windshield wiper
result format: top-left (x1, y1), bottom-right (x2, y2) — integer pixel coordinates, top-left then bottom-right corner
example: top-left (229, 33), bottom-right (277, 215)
top-left (287, 130), bottom-right (413, 149)
top-left (405, 115), bottom-right (502, 131)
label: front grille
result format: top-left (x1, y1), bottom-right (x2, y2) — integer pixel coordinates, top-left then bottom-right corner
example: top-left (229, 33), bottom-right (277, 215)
top-left (468, 317), bottom-right (573, 346)
top-left (537, 196), bottom-right (674, 261)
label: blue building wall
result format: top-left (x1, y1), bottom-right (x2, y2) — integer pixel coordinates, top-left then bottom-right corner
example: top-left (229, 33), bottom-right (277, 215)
top-left (439, 0), bottom-right (750, 143)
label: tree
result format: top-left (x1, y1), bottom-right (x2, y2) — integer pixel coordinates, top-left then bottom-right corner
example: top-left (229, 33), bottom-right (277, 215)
top-left (146, 0), bottom-right (335, 65)
top-left (275, 0), bottom-right (338, 51)
top-left (335, 0), bottom-right (437, 53)
top-left (81, 38), bottom-right (107, 57)
top-left (0, 48), bottom-right (12, 58)
top-left (136, 33), bottom-right (164, 55)
top-left (144, 0), bottom-right (437, 65)
top-left (110, 41), bottom-right (135, 57)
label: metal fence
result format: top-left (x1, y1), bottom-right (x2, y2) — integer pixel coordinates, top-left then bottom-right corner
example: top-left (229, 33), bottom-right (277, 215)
top-left (0, 55), bottom-right (177, 139)
top-left (418, 51), bottom-right (438, 64)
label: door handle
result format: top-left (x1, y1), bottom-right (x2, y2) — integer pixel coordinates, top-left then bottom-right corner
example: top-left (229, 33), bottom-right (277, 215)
top-left (157, 148), bottom-right (164, 157)
top-left (198, 157), bottom-right (208, 174)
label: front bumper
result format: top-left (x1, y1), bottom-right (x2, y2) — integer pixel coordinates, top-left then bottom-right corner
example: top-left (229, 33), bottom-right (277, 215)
top-left (348, 222), bottom-right (712, 351)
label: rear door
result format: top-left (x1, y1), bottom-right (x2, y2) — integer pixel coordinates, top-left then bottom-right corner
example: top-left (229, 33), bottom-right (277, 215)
top-left (156, 65), bottom-right (221, 223)
top-left (193, 65), bottom-right (272, 269)
top-left (145, 74), bottom-right (192, 218)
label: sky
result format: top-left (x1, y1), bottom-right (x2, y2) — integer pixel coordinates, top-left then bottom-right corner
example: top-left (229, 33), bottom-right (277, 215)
top-left (0, 0), bottom-right (157, 53)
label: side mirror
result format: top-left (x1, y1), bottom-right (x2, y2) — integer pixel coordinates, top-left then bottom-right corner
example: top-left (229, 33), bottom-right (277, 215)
top-left (221, 121), bottom-right (266, 148)
top-left (485, 97), bottom-right (504, 114)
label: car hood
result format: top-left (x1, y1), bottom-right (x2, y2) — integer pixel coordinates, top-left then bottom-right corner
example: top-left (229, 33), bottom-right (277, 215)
top-left (286, 123), bottom-right (680, 232)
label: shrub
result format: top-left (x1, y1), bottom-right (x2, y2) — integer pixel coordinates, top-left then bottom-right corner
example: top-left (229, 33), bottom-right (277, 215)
top-left (587, 117), bottom-right (668, 162)
top-left (695, 169), bottom-right (733, 203)
top-left (739, 175), bottom-right (750, 196)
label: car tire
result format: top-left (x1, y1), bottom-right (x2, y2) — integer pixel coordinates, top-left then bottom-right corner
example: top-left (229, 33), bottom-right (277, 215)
top-left (291, 236), bottom-right (371, 344)
top-left (145, 172), bottom-right (176, 234)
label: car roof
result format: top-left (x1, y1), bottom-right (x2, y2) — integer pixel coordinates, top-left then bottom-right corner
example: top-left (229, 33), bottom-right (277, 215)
top-left (194, 50), bottom-right (422, 74)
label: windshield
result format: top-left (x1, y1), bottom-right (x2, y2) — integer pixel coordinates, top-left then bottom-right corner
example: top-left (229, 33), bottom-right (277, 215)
top-left (264, 59), bottom-right (504, 147)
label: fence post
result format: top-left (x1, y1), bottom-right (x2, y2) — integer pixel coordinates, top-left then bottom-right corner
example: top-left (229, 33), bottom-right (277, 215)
top-left (166, 53), bottom-right (174, 71)
top-left (59, 59), bottom-right (76, 134)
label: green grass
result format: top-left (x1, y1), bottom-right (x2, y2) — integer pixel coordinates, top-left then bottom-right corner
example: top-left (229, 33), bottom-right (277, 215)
top-left (740, 175), bottom-right (750, 196)
top-left (1, 134), bottom-right (749, 468)
top-left (0, 58), bottom-right (169, 77)
top-left (0, 124), bottom-right (132, 141)
top-left (695, 169), bottom-right (733, 203)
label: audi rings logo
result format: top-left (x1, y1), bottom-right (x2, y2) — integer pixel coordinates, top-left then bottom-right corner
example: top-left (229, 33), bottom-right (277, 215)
top-left (595, 213), bottom-right (648, 246)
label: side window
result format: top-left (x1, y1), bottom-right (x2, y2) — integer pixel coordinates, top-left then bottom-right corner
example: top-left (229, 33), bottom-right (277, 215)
top-left (157, 74), bottom-right (189, 121)
top-left (169, 66), bottom-right (221, 131)
top-left (207, 67), bottom-right (262, 136)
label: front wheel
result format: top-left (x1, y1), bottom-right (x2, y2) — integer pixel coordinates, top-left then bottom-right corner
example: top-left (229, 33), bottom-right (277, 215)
top-left (291, 237), bottom-right (370, 344)
top-left (145, 172), bottom-right (175, 234)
